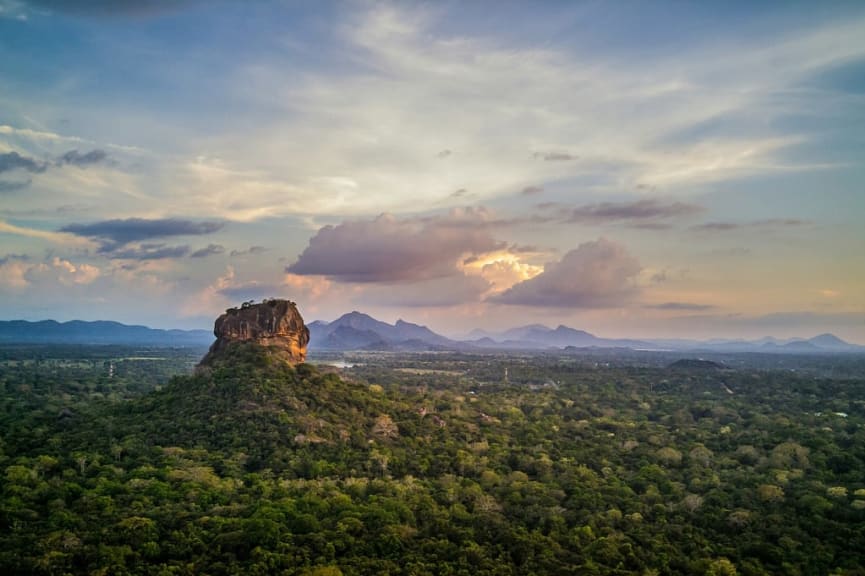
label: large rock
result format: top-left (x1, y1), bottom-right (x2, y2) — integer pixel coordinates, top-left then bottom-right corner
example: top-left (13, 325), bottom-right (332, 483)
top-left (199, 299), bottom-right (310, 366)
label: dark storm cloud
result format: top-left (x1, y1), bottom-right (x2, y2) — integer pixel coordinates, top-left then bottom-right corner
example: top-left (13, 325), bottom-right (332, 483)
top-left (61, 218), bottom-right (225, 250)
top-left (567, 199), bottom-right (702, 224)
top-left (0, 151), bottom-right (47, 174)
top-left (57, 149), bottom-right (109, 167)
top-left (287, 211), bottom-right (504, 283)
top-left (190, 244), bottom-right (225, 258)
top-left (649, 302), bottom-right (716, 311)
top-left (110, 243), bottom-right (191, 260)
top-left (490, 238), bottom-right (641, 308)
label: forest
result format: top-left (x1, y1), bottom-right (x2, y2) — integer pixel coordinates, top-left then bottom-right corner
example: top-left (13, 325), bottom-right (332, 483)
top-left (1, 344), bottom-right (864, 575)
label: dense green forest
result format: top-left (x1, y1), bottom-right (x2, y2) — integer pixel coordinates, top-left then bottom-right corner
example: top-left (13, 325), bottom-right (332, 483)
top-left (2, 344), bottom-right (864, 575)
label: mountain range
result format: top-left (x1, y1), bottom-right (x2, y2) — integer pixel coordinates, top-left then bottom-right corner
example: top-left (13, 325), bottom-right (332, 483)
top-left (308, 311), bottom-right (454, 351)
top-left (0, 320), bottom-right (212, 346)
top-left (1, 314), bottom-right (862, 354)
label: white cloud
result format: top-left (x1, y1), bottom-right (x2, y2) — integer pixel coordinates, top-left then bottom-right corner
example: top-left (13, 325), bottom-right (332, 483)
top-left (0, 256), bottom-right (31, 288)
top-left (0, 255), bottom-right (100, 289)
top-left (202, 3), bottom-right (865, 219)
top-left (5, 5), bottom-right (864, 225)
top-left (0, 219), bottom-right (95, 248)
top-left (48, 256), bottom-right (100, 285)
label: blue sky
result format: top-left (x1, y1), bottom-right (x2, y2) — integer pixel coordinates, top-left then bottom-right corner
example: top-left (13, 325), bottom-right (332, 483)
top-left (1, 0), bottom-right (864, 342)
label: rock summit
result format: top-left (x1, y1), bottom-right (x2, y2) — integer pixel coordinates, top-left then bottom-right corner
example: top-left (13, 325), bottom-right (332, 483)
top-left (199, 299), bottom-right (310, 366)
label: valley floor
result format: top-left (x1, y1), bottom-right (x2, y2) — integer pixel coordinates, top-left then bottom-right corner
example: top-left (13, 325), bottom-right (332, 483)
top-left (1, 345), bottom-right (864, 575)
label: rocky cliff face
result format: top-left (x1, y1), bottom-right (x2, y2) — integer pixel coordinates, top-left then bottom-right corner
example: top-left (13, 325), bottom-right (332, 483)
top-left (199, 299), bottom-right (310, 366)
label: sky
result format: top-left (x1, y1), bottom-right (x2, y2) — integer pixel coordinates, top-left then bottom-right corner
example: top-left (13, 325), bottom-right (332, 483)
top-left (1, 0), bottom-right (864, 343)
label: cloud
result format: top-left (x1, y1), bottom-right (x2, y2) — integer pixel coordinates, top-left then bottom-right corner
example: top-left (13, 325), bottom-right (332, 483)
top-left (0, 151), bottom-right (46, 174)
top-left (287, 210), bottom-right (505, 283)
top-left (110, 243), bottom-right (190, 260)
top-left (282, 272), bottom-right (334, 302)
top-left (692, 222), bottom-right (739, 232)
top-left (490, 238), bottom-right (641, 308)
top-left (509, 243), bottom-right (541, 254)
top-left (57, 149), bottom-right (108, 167)
top-left (567, 199), bottom-right (703, 225)
top-left (213, 2), bottom-right (865, 223)
top-left (61, 218), bottom-right (224, 250)
top-left (436, 149), bottom-right (452, 158)
top-left (0, 1), bottom-right (29, 20)
top-left (521, 185), bottom-right (544, 196)
top-left (0, 124), bottom-right (86, 143)
top-left (0, 148), bottom-right (107, 190)
top-left (0, 179), bottom-right (31, 193)
top-left (45, 257), bottom-right (100, 285)
top-left (22, 0), bottom-right (194, 17)
top-left (479, 258), bottom-right (543, 291)
top-left (533, 152), bottom-right (577, 161)
top-left (190, 243), bottom-right (225, 258)
top-left (691, 218), bottom-right (810, 232)
top-left (0, 254), bottom-right (99, 289)
top-left (0, 254), bottom-right (31, 288)
top-left (230, 245), bottom-right (267, 257)
top-left (649, 302), bottom-right (716, 311)
top-left (650, 270), bottom-right (668, 283)
top-left (0, 124), bottom-right (143, 153)
top-left (0, 219), bottom-right (95, 247)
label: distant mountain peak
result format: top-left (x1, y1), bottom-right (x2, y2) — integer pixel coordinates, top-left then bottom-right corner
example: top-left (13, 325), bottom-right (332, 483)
top-left (809, 333), bottom-right (850, 347)
top-left (343, 310), bottom-right (374, 320)
top-left (520, 323), bottom-right (553, 332)
top-left (308, 311), bottom-right (454, 351)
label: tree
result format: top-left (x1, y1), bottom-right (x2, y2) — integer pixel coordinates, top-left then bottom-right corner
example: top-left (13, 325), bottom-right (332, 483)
top-left (706, 557), bottom-right (737, 576)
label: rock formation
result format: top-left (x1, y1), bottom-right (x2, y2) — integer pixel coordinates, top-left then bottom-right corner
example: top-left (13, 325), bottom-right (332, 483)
top-left (199, 299), bottom-right (310, 366)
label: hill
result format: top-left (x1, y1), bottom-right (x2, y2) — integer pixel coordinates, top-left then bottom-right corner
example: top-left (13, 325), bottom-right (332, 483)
top-left (83, 344), bottom-right (400, 471)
